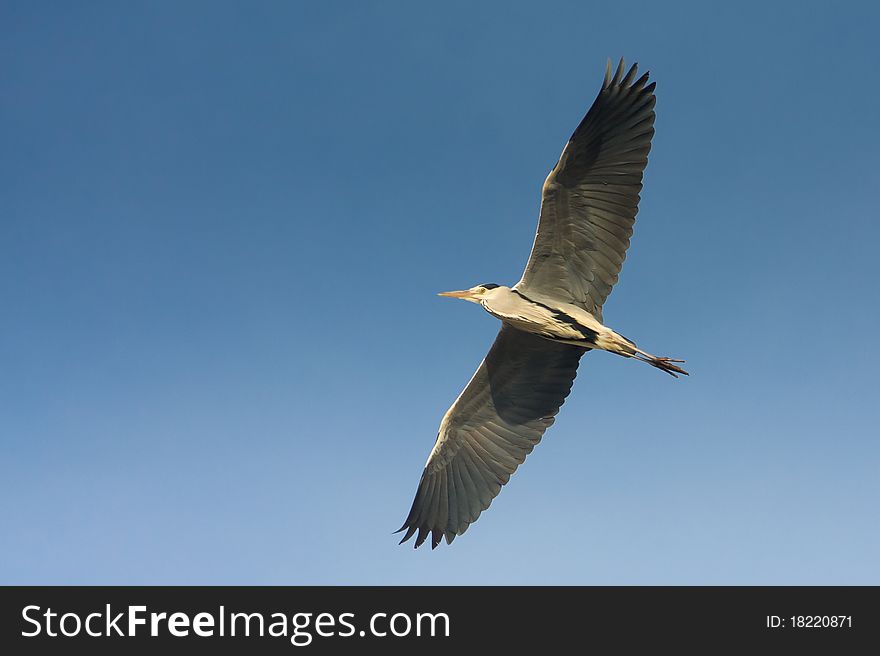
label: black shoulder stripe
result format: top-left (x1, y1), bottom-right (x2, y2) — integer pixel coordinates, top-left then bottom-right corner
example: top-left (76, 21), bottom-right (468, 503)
top-left (511, 290), bottom-right (599, 341)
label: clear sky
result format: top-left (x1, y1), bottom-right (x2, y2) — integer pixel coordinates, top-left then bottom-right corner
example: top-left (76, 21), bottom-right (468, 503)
top-left (2, 1), bottom-right (878, 584)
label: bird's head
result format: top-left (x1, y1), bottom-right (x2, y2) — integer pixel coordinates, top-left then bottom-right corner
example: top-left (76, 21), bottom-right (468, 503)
top-left (438, 283), bottom-right (501, 304)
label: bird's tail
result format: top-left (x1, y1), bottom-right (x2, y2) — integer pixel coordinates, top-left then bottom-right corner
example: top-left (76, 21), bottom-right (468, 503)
top-left (631, 348), bottom-right (689, 378)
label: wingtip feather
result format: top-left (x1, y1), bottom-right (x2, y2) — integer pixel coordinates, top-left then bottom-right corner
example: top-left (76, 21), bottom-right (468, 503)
top-left (622, 62), bottom-right (639, 88)
top-left (397, 524), bottom-right (417, 545)
top-left (414, 526), bottom-right (430, 548)
top-left (612, 57), bottom-right (626, 86)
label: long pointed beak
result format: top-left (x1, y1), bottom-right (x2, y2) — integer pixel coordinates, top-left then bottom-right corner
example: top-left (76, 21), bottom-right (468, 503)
top-left (438, 289), bottom-right (475, 299)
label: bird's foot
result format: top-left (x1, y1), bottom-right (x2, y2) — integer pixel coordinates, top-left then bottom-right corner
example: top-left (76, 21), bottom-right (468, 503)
top-left (649, 357), bottom-right (689, 378)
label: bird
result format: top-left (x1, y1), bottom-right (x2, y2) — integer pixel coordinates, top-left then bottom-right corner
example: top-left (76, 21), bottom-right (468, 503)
top-left (397, 58), bottom-right (687, 549)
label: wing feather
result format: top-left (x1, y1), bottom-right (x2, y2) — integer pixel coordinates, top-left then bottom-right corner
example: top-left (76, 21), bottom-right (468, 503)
top-left (397, 326), bottom-right (584, 548)
top-left (516, 58), bottom-right (656, 319)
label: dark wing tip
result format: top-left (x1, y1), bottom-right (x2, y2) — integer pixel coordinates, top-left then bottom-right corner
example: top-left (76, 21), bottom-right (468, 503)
top-left (396, 473), bottom-right (454, 550)
top-left (621, 61), bottom-right (639, 87)
top-left (396, 524), bottom-right (417, 545)
top-left (611, 57), bottom-right (626, 87)
top-left (603, 58), bottom-right (654, 94)
top-left (396, 520), bottom-right (455, 550)
top-left (414, 526), bottom-right (430, 549)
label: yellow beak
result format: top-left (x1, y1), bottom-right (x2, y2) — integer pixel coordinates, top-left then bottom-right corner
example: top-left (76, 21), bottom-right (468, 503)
top-left (438, 289), bottom-right (476, 299)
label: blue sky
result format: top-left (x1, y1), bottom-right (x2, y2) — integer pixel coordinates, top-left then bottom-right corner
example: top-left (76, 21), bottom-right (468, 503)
top-left (2, 1), bottom-right (878, 584)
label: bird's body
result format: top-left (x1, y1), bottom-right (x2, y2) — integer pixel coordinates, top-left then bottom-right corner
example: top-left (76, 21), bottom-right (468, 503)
top-left (478, 285), bottom-right (610, 344)
top-left (398, 59), bottom-right (687, 549)
top-left (447, 284), bottom-right (687, 375)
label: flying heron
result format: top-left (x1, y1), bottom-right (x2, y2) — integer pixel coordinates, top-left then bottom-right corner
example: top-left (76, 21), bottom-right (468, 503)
top-left (397, 59), bottom-right (687, 549)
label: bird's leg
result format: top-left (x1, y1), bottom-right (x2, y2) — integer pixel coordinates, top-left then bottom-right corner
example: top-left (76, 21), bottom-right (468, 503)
top-left (592, 329), bottom-right (688, 378)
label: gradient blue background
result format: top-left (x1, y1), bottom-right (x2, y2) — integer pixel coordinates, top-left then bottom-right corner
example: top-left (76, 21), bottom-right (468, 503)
top-left (2, 1), bottom-right (878, 584)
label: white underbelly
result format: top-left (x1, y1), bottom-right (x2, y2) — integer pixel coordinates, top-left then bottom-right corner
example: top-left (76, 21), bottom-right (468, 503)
top-left (481, 290), bottom-right (614, 345)
top-left (493, 312), bottom-right (595, 342)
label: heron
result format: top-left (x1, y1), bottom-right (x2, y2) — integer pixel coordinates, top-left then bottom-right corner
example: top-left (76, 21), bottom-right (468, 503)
top-left (397, 59), bottom-right (687, 549)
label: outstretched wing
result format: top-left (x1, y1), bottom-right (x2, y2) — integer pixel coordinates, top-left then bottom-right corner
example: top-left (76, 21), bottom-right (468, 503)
top-left (397, 326), bottom-right (585, 548)
top-left (516, 59), bottom-right (656, 319)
